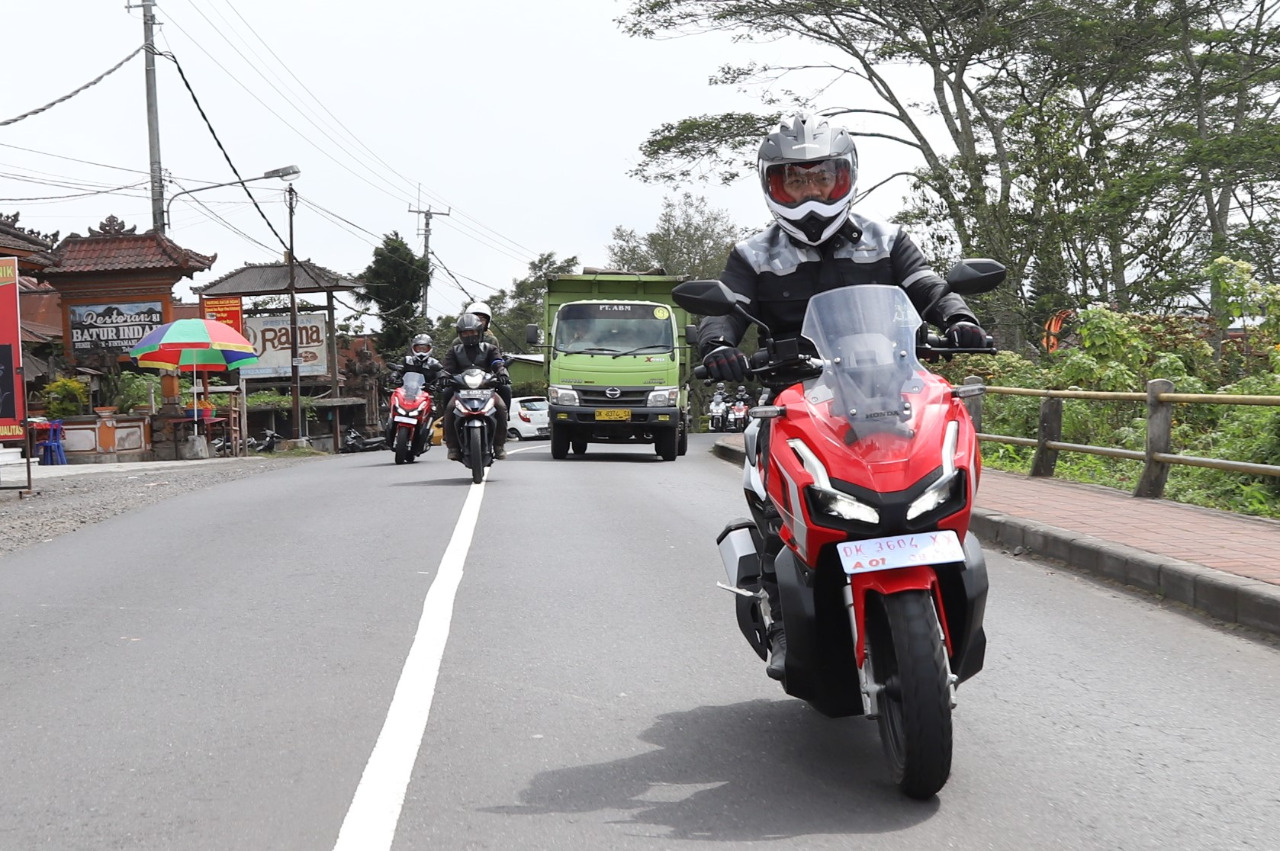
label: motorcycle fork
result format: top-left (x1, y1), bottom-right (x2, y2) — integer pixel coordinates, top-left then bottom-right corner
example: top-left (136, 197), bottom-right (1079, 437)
top-left (846, 568), bottom-right (957, 719)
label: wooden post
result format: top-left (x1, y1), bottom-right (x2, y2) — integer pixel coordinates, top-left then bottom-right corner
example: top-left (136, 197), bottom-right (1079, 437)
top-left (1030, 396), bottom-right (1062, 477)
top-left (1135, 378), bottom-right (1174, 498)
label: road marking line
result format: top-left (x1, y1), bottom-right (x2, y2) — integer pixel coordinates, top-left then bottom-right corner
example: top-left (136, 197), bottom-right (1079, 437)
top-left (333, 479), bottom-right (486, 850)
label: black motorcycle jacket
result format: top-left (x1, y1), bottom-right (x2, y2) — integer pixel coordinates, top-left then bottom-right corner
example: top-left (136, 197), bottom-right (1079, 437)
top-left (442, 341), bottom-right (506, 376)
top-left (697, 213), bottom-right (979, 356)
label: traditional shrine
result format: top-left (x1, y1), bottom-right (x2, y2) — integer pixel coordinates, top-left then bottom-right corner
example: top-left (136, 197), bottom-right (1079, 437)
top-left (35, 215), bottom-right (215, 461)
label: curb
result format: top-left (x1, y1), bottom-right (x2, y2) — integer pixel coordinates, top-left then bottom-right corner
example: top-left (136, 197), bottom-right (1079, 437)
top-left (711, 438), bottom-right (1280, 640)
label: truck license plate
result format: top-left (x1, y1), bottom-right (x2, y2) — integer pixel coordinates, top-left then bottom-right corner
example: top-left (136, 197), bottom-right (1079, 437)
top-left (595, 409), bottom-right (631, 421)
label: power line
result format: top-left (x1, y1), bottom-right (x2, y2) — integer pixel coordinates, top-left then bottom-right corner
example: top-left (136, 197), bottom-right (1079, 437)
top-left (0, 46), bottom-right (145, 126)
top-left (0, 179), bottom-right (150, 202)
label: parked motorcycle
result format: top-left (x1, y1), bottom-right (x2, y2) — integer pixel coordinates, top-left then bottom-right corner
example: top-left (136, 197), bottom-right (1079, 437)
top-left (258, 428), bottom-right (283, 453)
top-left (672, 259), bottom-right (1003, 799)
top-left (708, 396), bottom-right (727, 432)
top-left (387, 370), bottom-right (435, 464)
top-left (340, 426), bottom-right (386, 453)
top-left (445, 367), bottom-right (502, 484)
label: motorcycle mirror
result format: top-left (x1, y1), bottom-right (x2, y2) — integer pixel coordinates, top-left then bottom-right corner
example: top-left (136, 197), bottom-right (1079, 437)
top-left (672, 279), bottom-right (737, 316)
top-left (944, 258), bottom-right (1006, 295)
top-left (685, 324), bottom-right (699, 346)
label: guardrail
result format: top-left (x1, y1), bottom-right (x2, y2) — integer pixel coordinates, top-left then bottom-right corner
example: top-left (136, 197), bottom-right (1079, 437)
top-left (961, 377), bottom-right (1280, 499)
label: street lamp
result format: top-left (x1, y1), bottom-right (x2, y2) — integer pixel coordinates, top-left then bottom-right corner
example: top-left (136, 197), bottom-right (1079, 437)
top-left (164, 164), bottom-right (300, 229)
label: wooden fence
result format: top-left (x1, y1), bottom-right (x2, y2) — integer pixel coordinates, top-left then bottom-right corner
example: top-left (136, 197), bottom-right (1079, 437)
top-left (962, 377), bottom-right (1280, 499)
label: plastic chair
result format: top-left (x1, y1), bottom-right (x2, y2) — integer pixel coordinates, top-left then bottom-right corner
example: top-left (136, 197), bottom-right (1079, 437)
top-left (36, 420), bottom-right (67, 465)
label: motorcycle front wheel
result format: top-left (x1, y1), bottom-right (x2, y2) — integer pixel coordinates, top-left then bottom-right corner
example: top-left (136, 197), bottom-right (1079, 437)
top-left (394, 427), bottom-right (411, 464)
top-left (468, 427), bottom-right (485, 484)
top-left (870, 590), bottom-right (953, 799)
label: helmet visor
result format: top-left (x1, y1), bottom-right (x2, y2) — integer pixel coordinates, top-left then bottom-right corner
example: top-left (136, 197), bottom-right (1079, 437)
top-left (764, 158), bottom-right (853, 208)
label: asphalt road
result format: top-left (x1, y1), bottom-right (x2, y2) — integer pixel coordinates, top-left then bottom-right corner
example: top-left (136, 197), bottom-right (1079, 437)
top-left (2, 435), bottom-right (1278, 849)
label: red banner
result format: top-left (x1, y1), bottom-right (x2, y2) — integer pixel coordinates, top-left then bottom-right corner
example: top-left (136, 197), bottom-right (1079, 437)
top-left (201, 296), bottom-right (244, 335)
top-left (0, 257), bottom-right (26, 440)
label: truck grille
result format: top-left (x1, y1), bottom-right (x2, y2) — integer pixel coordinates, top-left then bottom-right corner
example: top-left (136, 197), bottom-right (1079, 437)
top-left (578, 387), bottom-right (650, 406)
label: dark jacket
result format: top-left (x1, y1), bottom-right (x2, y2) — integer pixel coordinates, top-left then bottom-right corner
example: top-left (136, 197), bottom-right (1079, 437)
top-left (442, 340), bottom-right (506, 375)
top-left (697, 213), bottom-right (978, 355)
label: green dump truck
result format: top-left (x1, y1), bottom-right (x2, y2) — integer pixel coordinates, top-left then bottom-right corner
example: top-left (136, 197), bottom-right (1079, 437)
top-left (526, 270), bottom-right (694, 461)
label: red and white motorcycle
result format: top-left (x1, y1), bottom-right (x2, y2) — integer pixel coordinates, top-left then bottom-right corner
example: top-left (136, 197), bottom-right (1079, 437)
top-left (674, 259), bottom-right (1003, 799)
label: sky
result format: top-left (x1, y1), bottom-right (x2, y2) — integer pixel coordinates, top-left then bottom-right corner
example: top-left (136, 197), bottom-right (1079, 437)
top-left (1, 0), bottom-right (916, 325)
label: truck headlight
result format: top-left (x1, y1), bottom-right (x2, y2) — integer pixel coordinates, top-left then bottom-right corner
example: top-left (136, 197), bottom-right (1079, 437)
top-left (647, 387), bottom-right (678, 407)
top-left (549, 385), bottom-right (579, 406)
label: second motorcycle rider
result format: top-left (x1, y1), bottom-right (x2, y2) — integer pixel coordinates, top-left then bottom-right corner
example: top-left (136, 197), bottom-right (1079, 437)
top-left (440, 313), bottom-right (511, 461)
top-left (696, 113), bottom-right (989, 680)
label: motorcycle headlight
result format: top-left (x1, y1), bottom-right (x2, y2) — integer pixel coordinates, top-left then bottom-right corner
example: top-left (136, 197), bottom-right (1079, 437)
top-left (906, 421), bottom-right (965, 521)
top-left (789, 438), bottom-right (881, 525)
top-left (549, 385), bottom-right (579, 406)
top-left (463, 371), bottom-right (485, 390)
top-left (647, 387), bottom-right (678, 407)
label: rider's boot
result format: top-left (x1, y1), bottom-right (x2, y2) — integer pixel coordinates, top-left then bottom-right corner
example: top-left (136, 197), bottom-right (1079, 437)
top-left (763, 573), bottom-right (786, 680)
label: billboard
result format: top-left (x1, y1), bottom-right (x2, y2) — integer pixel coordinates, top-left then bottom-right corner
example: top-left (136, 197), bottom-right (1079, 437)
top-left (68, 301), bottom-right (164, 354)
top-left (201, 296), bottom-right (243, 335)
top-left (239, 314), bottom-right (328, 378)
top-left (0, 257), bottom-right (25, 440)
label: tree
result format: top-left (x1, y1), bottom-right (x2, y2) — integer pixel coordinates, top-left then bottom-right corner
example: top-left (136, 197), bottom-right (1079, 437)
top-left (353, 232), bottom-right (430, 356)
top-left (606, 192), bottom-right (753, 279)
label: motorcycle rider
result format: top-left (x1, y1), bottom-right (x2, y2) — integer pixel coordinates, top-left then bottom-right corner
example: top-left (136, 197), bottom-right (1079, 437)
top-left (386, 333), bottom-right (442, 441)
top-left (697, 112), bottom-right (988, 681)
top-left (450, 302), bottom-right (510, 410)
top-left (441, 313), bottom-right (510, 461)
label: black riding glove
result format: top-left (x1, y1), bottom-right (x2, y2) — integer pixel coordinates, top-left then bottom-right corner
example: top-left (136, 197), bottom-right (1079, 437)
top-left (945, 321), bottom-right (987, 349)
top-left (495, 373), bottom-right (511, 386)
top-left (702, 346), bottom-right (749, 382)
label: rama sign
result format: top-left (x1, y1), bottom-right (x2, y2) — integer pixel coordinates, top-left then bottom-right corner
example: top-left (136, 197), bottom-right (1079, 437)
top-left (0, 257), bottom-right (25, 439)
top-left (238, 314), bottom-right (328, 378)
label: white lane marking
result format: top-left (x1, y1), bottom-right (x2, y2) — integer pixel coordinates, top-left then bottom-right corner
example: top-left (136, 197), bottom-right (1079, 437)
top-left (333, 479), bottom-right (486, 850)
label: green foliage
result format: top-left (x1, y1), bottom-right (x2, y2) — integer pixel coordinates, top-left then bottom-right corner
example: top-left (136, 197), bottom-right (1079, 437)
top-left (354, 233), bottom-right (430, 357)
top-left (606, 193), bottom-right (752, 279)
top-left (114, 371), bottom-right (162, 413)
top-left (41, 377), bottom-right (89, 419)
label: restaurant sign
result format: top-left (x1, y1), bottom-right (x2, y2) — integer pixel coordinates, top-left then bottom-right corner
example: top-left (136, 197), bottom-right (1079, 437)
top-left (238, 314), bottom-right (328, 378)
top-left (200, 296), bottom-right (243, 335)
top-left (0, 257), bottom-right (25, 440)
top-left (68, 301), bottom-right (164, 354)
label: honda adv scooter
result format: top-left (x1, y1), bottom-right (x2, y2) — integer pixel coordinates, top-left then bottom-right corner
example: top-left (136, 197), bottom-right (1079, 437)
top-left (387, 370), bottom-right (435, 465)
top-left (445, 367), bottom-right (502, 484)
top-left (672, 259), bottom-right (1003, 800)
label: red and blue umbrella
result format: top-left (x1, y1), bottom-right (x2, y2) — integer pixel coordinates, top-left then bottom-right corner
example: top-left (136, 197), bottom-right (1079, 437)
top-left (129, 318), bottom-right (258, 371)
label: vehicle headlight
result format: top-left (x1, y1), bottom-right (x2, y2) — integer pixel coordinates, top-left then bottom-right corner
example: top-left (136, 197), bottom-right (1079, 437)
top-left (789, 438), bottom-right (881, 525)
top-left (647, 387), bottom-right (678, 407)
top-left (906, 421), bottom-right (964, 521)
top-left (463, 371), bottom-right (484, 389)
top-left (549, 385), bottom-right (579, 406)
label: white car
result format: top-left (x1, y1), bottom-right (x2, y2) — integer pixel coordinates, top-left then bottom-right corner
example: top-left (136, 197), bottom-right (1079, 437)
top-left (508, 396), bottom-right (550, 440)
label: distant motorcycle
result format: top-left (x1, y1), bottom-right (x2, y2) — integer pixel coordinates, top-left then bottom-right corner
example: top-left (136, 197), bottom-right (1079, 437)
top-left (445, 367), bottom-right (502, 484)
top-left (728, 399), bottom-right (749, 433)
top-left (708, 397), bottom-right (727, 432)
top-left (340, 426), bottom-right (386, 453)
top-left (387, 370), bottom-right (435, 464)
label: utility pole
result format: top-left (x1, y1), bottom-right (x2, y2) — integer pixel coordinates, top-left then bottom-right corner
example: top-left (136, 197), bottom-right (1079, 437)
top-left (409, 204), bottom-right (449, 318)
top-left (287, 184), bottom-right (303, 442)
top-left (138, 0), bottom-right (165, 233)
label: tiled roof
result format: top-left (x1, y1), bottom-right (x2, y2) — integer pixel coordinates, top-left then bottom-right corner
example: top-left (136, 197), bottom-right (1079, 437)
top-left (43, 215), bottom-right (214, 277)
top-left (0, 219), bottom-right (56, 264)
top-left (20, 319), bottom-right (62, 344)
top-left (197, 260), bottom-right (357, 296)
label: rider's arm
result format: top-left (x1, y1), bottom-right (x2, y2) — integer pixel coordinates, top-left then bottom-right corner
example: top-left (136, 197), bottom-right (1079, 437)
top-left (696, 248), bottom-right (756, 356)
top-left (892, 231), bottom-right (977, 328)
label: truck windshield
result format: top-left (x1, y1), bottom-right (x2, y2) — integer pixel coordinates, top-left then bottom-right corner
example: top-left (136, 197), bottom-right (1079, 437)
top-left (554, 303), bottom-right (673, 354)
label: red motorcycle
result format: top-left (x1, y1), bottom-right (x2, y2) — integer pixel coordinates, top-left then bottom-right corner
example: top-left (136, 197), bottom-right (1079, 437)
top-left (388, 370), bottom-right (435, 465)
top-left (674, 260), bottom-right (1003, 799)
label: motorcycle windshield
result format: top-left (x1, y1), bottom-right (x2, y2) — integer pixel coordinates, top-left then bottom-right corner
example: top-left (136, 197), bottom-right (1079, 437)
top-left (799, 286), bottom-right (925, 443)
top-left (401, 371), bottom-right (426, 400)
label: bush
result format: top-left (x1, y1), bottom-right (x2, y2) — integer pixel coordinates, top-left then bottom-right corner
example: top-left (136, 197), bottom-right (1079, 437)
top-left (41, 377), bottom-right (88, 419)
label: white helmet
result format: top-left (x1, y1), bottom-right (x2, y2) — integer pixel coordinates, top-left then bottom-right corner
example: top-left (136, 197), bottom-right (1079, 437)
top-left (465, 302), bottom-right (492, 323)
top-left (759, 113), bottom-right (858, 246)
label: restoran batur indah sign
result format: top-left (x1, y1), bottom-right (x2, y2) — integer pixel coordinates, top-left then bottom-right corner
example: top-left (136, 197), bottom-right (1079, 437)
top-left (68, 302), bottom-right (163, 354)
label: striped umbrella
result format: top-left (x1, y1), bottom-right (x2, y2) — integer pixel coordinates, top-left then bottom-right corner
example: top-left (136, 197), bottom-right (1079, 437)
top-left (130, 318), bottom-right (259, 434)
top-left (129, 318), bottom-right (258, 371)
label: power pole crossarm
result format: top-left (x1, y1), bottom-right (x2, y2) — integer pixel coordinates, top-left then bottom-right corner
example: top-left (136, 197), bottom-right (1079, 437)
top-left (409, 205), bottom-right (449, 318)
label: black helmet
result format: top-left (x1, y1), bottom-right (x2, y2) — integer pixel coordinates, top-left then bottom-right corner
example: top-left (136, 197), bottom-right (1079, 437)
top-left (411, 333), bottom-right (433, 356)
top-left (457, 313), bottom-right (484, 348)
top-left (759, 113), bottom-right (858, 246)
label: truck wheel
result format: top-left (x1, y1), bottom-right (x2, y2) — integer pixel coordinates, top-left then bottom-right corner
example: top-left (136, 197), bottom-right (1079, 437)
top-left (571, 436), bottom-right (588, 455)
top-left (551, 422), bottom-right (569, 459)
top-left (656, 427), bottom-right (677, 461)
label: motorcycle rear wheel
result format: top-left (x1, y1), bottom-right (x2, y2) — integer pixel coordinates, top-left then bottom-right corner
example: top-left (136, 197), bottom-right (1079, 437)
top-left (871, 590), bottom-right (953, 799)
top-left (469, 428), bottom-right (485, 484)
top-left (394, 428), bottom-right (411, 464)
